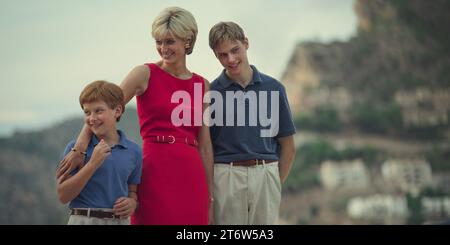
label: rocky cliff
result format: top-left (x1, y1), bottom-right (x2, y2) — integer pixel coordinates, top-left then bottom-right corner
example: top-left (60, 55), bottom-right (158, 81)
top-left (282, 0), bottom-right (450, 136)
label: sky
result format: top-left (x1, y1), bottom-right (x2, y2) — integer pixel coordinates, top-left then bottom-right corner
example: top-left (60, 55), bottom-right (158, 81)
top-left (0, 0), bottom-right (356, 137)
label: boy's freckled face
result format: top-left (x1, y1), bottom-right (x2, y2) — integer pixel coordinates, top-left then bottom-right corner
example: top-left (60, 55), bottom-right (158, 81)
top-left (82, 101), bottom-right (118, 137)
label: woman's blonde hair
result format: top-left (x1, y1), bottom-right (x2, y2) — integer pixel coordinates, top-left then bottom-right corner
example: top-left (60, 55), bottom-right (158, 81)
top-left (152, 7), bottom-right (198, 55)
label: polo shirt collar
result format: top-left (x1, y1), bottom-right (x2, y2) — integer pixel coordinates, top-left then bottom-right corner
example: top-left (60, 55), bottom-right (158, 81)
top-left (91, 130), bottom-right (128, 149)
top-left (218, 65), bottom-right (263, 89)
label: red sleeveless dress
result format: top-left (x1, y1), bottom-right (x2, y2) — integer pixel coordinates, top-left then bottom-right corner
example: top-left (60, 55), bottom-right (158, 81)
top-left (131, 63), bottom-right (208, 225)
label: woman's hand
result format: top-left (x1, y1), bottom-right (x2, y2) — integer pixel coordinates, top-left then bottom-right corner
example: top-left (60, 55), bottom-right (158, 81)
top-left (56, 149), bottom-right (85, 184)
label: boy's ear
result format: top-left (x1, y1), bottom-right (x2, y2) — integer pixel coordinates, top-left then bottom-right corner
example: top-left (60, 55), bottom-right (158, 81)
top-left (243, 37), bottom-right (249, 50)
top-left (114, 105), bottom-right (123, 119)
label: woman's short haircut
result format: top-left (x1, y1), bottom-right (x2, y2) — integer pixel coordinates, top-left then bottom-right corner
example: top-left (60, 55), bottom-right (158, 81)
top-left (152, 6), bottom-right (198, 55)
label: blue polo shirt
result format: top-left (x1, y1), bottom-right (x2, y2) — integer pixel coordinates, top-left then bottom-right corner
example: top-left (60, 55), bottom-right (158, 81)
top-left (209, 65), bottom-right (296, 163)
top-left (61, 130), bottom-right (142, 209)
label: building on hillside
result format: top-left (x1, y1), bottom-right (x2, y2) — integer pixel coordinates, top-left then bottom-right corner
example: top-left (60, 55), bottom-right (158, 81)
top-left (347, 194), bottom-right (409, 223)
top-left (381, 159), bottom-right (432, 195)
top-left (320, 159), bottom-right (369, 190)
top-left (422, 197), bottom-right (450, 219)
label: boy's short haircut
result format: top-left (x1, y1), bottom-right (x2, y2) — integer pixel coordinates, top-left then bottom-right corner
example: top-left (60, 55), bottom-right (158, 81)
top-left (79, 80), bottom-right (125, 122)
top-left (152, 6), bottom-right (198, 55)
top-left (209, 21), bottom-right (246, 50)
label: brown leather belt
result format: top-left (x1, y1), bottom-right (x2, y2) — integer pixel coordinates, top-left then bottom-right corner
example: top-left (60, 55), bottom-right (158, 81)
top-left (70, 209), bottom-right (121, 219)
top-left (217, 159), bottom-right (278, 167)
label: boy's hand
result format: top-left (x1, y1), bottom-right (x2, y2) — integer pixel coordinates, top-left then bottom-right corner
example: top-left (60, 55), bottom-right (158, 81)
top-left (56, 149), bottom-right (85, 183)
top-left (113, 197), bottom-right (136, 219)
top-left (90, 139), bottom-right (111, 168)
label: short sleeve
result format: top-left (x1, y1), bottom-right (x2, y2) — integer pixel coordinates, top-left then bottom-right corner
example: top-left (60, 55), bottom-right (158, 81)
top-left (128, 147), bottom-right (142, 185)
top-left (276, 85), bottom-right (296, 138)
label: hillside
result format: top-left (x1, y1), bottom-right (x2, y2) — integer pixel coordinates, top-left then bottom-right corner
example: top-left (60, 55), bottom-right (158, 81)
top-left (0, 108), bottom-right (140, 224)
top-left (282, 0), bottom-right (450, 139)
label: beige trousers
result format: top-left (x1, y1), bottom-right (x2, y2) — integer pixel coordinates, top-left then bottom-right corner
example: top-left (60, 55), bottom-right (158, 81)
top-left (67, 208), bottom-right (130, 225)
top-left (213, 162), bottom-right (282, 225)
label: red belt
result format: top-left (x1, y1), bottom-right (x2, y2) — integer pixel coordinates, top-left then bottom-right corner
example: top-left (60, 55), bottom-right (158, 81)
top-left (217, 159), bottom-right (278, 167)
top-left (145, 135), bottom-right (198, 147)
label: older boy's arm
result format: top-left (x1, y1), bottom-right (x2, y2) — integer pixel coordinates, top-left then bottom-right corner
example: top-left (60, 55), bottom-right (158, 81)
top-left (56, 124), bottom-right (92, 182)
top-left (277, 135), bottom-right (296, 184)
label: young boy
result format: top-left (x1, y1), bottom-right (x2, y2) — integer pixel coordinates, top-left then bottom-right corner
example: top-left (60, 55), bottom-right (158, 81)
top-left (208, 22), bottom-right (296, 224)
top-left (57, 80), bottom-right (142, 225)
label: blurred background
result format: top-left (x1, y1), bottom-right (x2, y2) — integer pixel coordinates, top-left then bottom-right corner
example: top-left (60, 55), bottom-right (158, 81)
top-left (0, 0), bottom-right (449, 224)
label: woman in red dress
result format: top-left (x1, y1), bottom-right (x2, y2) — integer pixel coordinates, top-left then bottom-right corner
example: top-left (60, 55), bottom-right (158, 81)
top-left (57, 7), bottom-right (213, 225)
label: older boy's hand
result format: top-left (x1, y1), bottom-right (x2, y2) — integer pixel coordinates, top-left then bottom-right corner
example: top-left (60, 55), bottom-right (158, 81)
top-left (113, 197), bottom-right (136, 219)
top-left (56, 149), bottom-right (85, 183)
top-left (208, 201), bottom-right (215, 225)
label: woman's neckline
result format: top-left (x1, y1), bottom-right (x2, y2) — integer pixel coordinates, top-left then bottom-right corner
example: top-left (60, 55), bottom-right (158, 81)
top-left (154, 63), bottom-right (194, 81)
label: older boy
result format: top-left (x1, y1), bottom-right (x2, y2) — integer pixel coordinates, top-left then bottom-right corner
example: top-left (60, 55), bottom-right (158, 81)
top-left (208, 22), bottom-right (296, 224)
top-left (57, 80), bottom-right (142, 225)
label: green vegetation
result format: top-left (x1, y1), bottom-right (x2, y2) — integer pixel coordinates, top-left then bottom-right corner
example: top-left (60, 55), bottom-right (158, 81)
top-left (406, 187), bottom-right (450, 224)
top-left (406, 193), bottom-right (425, 225)
top-left (295, 105), bottom-right (342, 133)
top-left (351, 102), bottom-right (403, 134)
top-left (426, 145), bottom-right (450, 172)
top-left (403, 125), bottom-right (447, 140)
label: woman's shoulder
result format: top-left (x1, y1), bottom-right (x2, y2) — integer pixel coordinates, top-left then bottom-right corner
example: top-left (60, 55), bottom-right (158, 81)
top-left (130, 64), bottom-right (151, 78)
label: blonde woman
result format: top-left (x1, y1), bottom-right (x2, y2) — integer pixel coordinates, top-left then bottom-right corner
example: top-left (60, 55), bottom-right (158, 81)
top-left (57, 7), bottom-right (214, 225)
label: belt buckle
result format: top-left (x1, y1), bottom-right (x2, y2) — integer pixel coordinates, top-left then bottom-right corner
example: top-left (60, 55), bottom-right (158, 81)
top-left (168, 135), bottom-right (175, 144)
top-left (103, 214), bottom-right (117, 220)
top-left (101, 210), bottom-right (117, 220)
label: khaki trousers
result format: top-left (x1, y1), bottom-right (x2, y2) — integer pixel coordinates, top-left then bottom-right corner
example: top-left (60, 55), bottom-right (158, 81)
top-left (213, 162), bottom-right (282, 225)
top-left (67, 208), bottom-right (130, 225)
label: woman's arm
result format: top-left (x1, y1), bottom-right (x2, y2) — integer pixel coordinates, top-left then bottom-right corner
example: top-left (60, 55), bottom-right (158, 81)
top-left (120, 65), bottom-right (150, 102)
top-left (198, 78), bottom-right (215, 224)
top-left (56, 65), bottom-right (150, 183)
top-left (57, 139), bottom-right (111, 204)
top-left (56, 124), bottom-right (92, 183)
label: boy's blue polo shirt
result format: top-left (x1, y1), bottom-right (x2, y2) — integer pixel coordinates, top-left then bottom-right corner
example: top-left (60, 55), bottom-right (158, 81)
top-left (209, 65), bottom-right (296, 163)
top-left (61, 130), bottom-right (142, 209)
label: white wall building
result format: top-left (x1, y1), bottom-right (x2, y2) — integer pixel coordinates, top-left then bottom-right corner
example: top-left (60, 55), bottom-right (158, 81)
top-left (320, 159), bottom-right (369, 190)
top-left (347, 194), bottom-right (409, 221)
top-left (381, 159), bottom-right (432, 195)
top-left (422, 197), bottom-right (450, 218)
